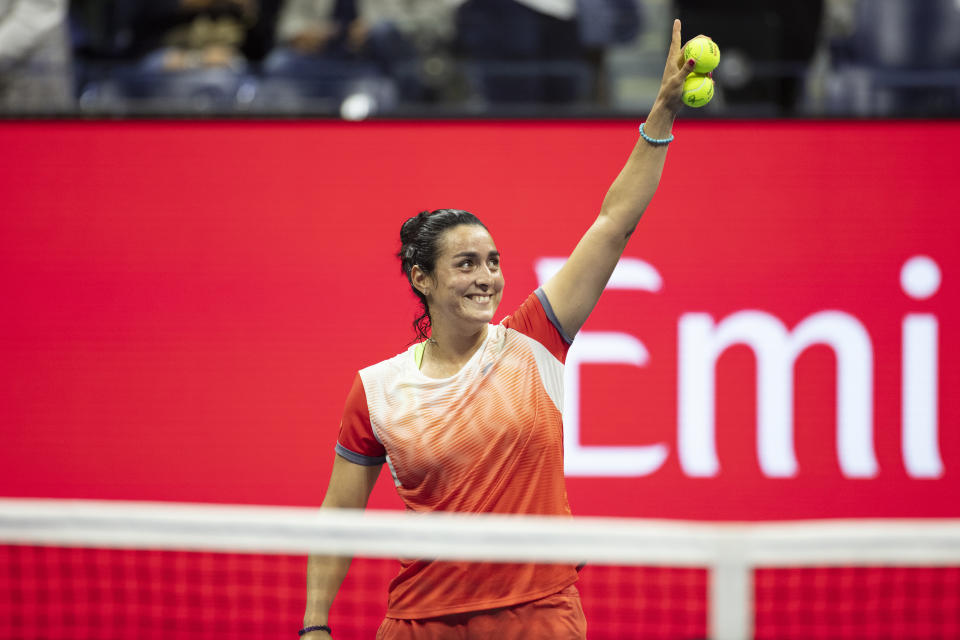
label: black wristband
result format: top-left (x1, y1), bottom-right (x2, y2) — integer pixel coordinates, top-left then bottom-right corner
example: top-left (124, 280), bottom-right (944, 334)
top-left (298, 624), bottom-right (332, 636)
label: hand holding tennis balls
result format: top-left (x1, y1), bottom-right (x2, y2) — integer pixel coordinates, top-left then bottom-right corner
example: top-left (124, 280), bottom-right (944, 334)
top-left (681, 35), bottom-right (719, 108)
top-left (651, 22), bottom-right (719, 116)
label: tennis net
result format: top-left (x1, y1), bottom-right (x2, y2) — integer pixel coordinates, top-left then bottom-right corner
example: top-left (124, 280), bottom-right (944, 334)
top-left (1, 499), bottom-right (959, 639)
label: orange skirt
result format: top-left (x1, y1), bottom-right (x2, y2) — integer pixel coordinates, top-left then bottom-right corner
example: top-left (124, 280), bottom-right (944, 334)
top-left (376, 584), bottom-right (586, 640)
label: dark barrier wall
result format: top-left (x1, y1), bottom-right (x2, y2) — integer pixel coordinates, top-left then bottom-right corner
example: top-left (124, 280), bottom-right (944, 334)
top-left (1, 120), bottom-right (957, 520)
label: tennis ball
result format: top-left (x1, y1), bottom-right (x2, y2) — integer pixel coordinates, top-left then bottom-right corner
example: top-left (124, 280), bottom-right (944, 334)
top-left (682, 72), bottom-right (714, 108)
top-left (684, 36), bottom-right (720, 74)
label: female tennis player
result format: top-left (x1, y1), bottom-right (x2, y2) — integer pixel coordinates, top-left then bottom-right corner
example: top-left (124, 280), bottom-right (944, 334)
top-left (301, 19), bottom-right (694, 640)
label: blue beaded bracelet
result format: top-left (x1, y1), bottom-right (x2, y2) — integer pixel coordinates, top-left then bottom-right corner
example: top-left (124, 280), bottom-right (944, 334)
top-left (299, 624), bottom-right (332, 636)
top-left (639, 122), bottom-right (674, 146)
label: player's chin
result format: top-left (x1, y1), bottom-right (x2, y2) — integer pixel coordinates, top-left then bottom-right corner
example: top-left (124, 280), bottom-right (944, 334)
top-left (461, 298), bottom-right (499, 322)
top-left (466, 307), bottom-right (497, 324)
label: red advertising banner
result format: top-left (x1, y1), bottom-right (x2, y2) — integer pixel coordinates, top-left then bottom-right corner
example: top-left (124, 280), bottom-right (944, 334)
top-left (0, 120), bottom-right (956, 520)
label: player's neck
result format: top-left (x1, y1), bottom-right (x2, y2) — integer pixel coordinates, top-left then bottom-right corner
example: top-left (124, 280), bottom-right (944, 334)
top-left (420, 324), bottom-right (488, 378)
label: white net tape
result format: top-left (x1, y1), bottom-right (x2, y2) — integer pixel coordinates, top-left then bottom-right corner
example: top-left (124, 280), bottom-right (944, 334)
top-left (2, 499), bottom-right (959, 639)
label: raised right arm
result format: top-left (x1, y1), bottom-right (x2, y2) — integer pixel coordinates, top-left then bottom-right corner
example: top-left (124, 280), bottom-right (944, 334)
top-left (302, 454), bottom-right (383, 638)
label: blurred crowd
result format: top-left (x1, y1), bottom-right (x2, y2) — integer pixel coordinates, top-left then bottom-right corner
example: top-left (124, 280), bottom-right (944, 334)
top-left (1, 0), bottom-right (959, 117)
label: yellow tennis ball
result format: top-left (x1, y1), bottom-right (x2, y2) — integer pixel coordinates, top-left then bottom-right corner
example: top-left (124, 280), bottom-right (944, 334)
top-left (684, 36), bottom-right (720, 74)
top-left (682, 72), bottom-right (714, 107)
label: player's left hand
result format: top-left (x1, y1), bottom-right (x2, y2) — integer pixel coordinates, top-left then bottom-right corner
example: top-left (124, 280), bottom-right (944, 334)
top-left (656, 19), bottom-right (695, 114)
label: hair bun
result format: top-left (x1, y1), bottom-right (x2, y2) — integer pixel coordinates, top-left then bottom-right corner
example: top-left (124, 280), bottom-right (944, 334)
top-left (400, 210), bottom-right (432, 245)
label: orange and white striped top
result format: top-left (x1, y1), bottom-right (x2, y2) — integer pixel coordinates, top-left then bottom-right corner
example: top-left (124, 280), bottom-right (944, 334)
top-left (335, 289), bottom-right (579, 619)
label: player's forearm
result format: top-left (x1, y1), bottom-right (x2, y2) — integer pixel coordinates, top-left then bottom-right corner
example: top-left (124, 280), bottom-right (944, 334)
top-left (302, 553), bottom-right (352, 635)
top-left (598, 101), bottom-right (676, 240)
top-left (302, 456), bottom-right (382, 636)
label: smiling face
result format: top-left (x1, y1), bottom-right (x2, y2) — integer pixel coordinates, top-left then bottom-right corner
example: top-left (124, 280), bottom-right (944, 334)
top-left (414, 224), bottom-right (504, 335)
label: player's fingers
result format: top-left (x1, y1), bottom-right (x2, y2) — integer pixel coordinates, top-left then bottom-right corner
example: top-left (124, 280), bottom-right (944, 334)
top-left (667, 19), bottom-right (682, 70)
top-left (661, 57), bottom-right (691, 107)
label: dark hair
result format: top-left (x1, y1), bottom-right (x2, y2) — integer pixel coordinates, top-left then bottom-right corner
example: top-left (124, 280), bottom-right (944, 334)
top-left (398, 209), bottom-right (488, 341)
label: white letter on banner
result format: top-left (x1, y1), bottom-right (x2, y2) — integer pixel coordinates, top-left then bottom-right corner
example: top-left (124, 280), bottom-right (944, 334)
top-left (535, 257), bottom-right (668, 477)
top-left (900, 255), bottom-right (944, 478)
top-left (679, 310), bottom-right (876, 478)
top-left (902, 315), bottom-right (942, 477)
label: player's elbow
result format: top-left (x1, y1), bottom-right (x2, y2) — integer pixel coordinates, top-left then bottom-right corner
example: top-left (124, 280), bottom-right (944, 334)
top-left (592, 211), bottom-right (635, 250)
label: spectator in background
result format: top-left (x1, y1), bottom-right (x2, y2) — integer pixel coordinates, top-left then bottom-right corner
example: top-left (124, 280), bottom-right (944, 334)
top-left (106, 0), bottom-right (279, 110)
top-left (127, 0), bottom-right (280, 73)
top-left (268, 0), bottom-right (453, 102)
top-left (576, 0), bottom-right (641, 104)
top-left (0, 0), bottom-right (74, 112)
top-left (454, 0), bottom-right (583, 104)
top-left (453, 0), bottom-right (639, 105)
top-left (825, 0), bottom-right (960, 116)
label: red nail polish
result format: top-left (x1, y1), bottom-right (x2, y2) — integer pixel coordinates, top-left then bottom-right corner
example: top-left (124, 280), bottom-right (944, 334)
top-left (687, 59), bottom-right (696, 67)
